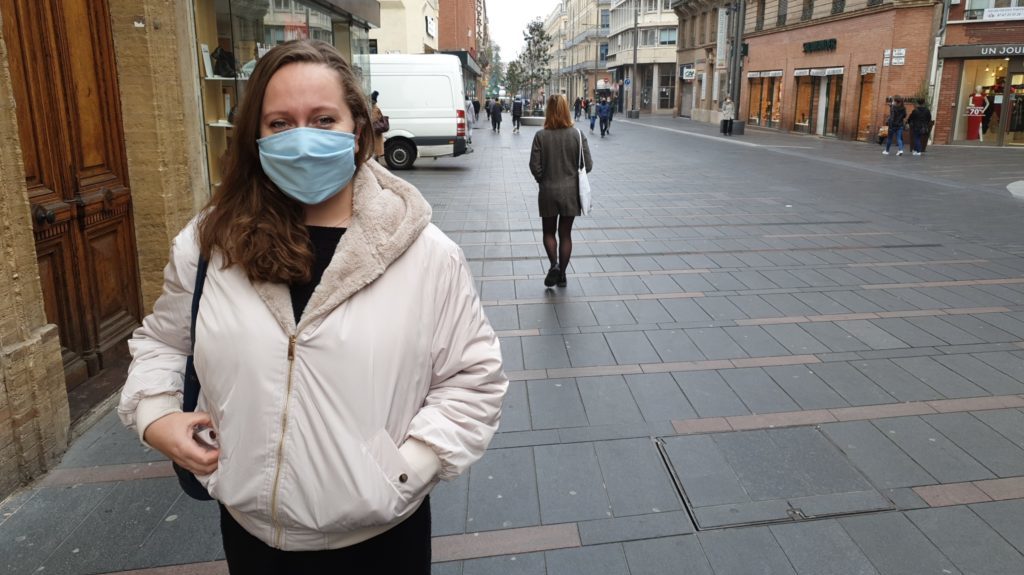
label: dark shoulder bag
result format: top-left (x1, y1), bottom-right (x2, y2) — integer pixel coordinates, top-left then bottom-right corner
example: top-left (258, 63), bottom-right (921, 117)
top-left (172, 256), bottom-right (214, 501)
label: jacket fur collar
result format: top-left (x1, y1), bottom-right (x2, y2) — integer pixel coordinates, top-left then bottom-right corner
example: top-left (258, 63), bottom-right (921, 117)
top-left (252, 161), bottom-right (432, 333)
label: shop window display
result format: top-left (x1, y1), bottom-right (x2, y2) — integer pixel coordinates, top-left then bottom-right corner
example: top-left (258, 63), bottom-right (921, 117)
top-left (954, 58), bottom-right (1018, 143)
top-left (747, 74), bottom-right (783, 128)
top-left (793, 74), bottom-right (816, 134)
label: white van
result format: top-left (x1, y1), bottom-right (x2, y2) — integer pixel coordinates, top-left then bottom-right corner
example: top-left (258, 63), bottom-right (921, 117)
top-left (369, 54), bottom-right (471, 170)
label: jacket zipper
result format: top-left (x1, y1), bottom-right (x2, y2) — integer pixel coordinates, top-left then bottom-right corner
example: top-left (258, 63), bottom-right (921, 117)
top-left (270, 334), bottom-right (297, 547)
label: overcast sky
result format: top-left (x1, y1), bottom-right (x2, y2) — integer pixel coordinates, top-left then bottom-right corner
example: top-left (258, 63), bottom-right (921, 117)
top-left (489, 0), bottom-right (561, 63)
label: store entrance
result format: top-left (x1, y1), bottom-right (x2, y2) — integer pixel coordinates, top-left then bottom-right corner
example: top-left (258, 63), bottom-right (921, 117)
top-left (855, 70), bottom-right (876, 142)
top-left (954, 57), bottom-right (1024, 145)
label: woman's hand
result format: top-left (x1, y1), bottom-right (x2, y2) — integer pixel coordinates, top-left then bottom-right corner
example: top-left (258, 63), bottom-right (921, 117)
top-left (143, 412), bottom-right (220, 475)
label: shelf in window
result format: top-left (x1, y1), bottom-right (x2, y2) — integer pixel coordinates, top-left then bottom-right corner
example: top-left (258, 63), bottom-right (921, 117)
top-left (204, 76), bottom-right (249, 81)
top-left (207, 121), bottom-right (233, 128)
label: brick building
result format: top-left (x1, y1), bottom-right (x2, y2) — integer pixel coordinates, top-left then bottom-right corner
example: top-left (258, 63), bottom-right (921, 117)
top-left (933, 4), bottom-right (1024, 146)
top-left (438, 0), bottom-right (488, 99)
top-left (675, 0), bottom-right (942, 141)
top-left (0, 0), bottom-right (379, 499)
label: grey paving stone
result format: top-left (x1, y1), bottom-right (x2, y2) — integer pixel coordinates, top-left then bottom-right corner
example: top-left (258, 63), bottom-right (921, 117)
top-left (431, 471), bottom-right (470, 536)
top-left (857, 289), bottom-right (921, 311)
top-left (481, 279), bottom-right (517, 301)
top-left (527, 379), bottom-right (589, 430)
top-left (646, 328), bottom-right (707, 362)
top-left (851, 359), bottom-right (945, 402)
top-left (687, 327), bottom-right (749, 360)
top-left (501, 337), bottom-right (525, 373)
top-left (790, 268), bottom-right (842, 288)
top-left (763, 365), bottom-right (849, 409)
top-left (696, 296), bottom-right (748, 321)
top-left (432, 562), bottom-right (464, 575)
top-left (971, 351), bottom-right (1024, 381)
top-left (941, 314), bottom-right (1019, 343)
top-left (890, 356), bottom-right (986, 399)
top-left (534, 443), bottom-right (612, 524)
top-left (727, 294), bottom-right (784, 318)
top-left (661, 435), bottom-right (748, 508)
top-left (907, 316), bottom-right (987, 345)
top-left (577, 376), bottom-right (645, 426)
top-left (623, 300), bottom-right (672, 324)
top-left (972, 408), bottom-right (1024, 449)
top-left (723, 325), bottom-right (792, 357)
top-left (883, 487), bottom-right (930, 510)
top-left (623, 534), bottom-right (713, 575)
top-left (694, 498), bottom-right (793, 527)
top-left (922, 412), bottom-right (1024, 477)
top-left (604, 330), bottom-right (662, 363)
top-left (675, 370), bottom-right (751, 417)
top-left (466, 447), bottom-right (540, 532)
top-left (821, 421), bottom-right (936, 489)
top-left (839, 513), bottom-right (961, 575)
top-left (57, 411), bottom-right (165, 468)
top-left (545, 543), bottom-right (629, 575)
top-left (794, 291), bottom-right (852, 314)
top-left (760, 270), bottom-right (810, 291)
top-left (699, 526), bottom-right (798, 575)
top-left (593, 438), bottom-right (681, 518)
top-left (563, 333), bottom-right (617, 368)
top-left (976, 313), bottom-right (1024, 338)
top-left (553, 302), bottom-right (598, 328)
top-left (489, 430), bottom-right (562, 450)
top-left (485, 305), bottom-right (520, 331)
top-left (38, 477), bottom-right (182, 575)
top-left (0, 483), bottom-right (116, 574)
top-left (907, 506), bottom-right (1024, 575)
top-left (625, 373), bottom-right (697, 422)
top-left (498, 382), bottom-right (532, 433)
top-left (872, 416), bottom-right (995, 484)
top-left (659, 298), bottom-right (713, 323)
top-left (462, 552), bottom-right (544, 575)
top-left (763, 324), bottom-right (832, 354)
top-left (770, 520), bottom-right (880, 575)
top-left (933, 354), bottom-right (1024, 395)
top-left (826, 290), bottom-right (886, 312)
top-left (732, 271), bottom-right (780, 290)
top-left (521, 334), bottom-right (571, 370)
top-left (518, 304), bottom-right (561, 330)
top-left (610, 275), bottom-right (653, 296)
top-left (835, 320), bottom-right (909, 350)
top-left (589, 300), bottom-right (637, 326)
top-left (641, 274), bottom-right (685, 294)
top-left (579, 511), bottom-right (692, 546)
top-left (761, 293), bottom-right (820, 316)
top-left (807, 362), bottom-right (896, 406)
top-left (671, 273), bottom-right (716, 292)
top-left (577, 277), bottom-right (621, 297)
top-left (721, 368), bottom-right (801, 414)
top-left (799, 321), bottom-right (872, 352)
top-left (971, 500), bottom-right (1024, 555)
top-left (885, 287), bottom-right (949, 310)
top-left (130, 491), bottom-right (224, 568)
top-left (788, 490), bottom-right (891, 518)
top-left (868, 318), bottom-right (948, 348)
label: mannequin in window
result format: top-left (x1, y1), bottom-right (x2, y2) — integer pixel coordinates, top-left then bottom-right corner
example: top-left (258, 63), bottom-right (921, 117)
top-left (966, 85), bottom-right (988, 141)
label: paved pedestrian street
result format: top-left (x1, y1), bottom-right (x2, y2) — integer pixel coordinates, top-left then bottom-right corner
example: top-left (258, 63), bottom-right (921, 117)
top-left (3, 116), bottom-right (1024, 574)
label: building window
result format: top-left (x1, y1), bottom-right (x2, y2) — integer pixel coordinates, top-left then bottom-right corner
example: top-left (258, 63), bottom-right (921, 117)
top-left (659, 64), bottom-right (676, 108)
top-left (274, 0), bottom-right (289, 10)
top-left (645, 0), bottom-right (659, 12)
top-left (688, 18), bottom-right (696, 46)
top-left (867, 0), bottom-right (882, 5)
top-left (699, 12), bottom-right (706, 44)
top-left (832, 0), bottom-right (845, 14)
top-left (778, 0), bottom-right (788, 26)
top-left (659, 28), bottom-right (677, 45)
top-left (711, 9), bottom-right (718, 42)
top-left (802, 0), bottom-right (814, 20)
top-left (641, 28), bottom-right (658, 46)
top-left (601, 9), bottom-right (610, 30)
top-left (369, 39), bottom-right (378, 54)
top-left (756, 0), bottom-right (765, 30)
top-left (599, 43), bottom-right (608, 64)
top-left (662, 0), bottom-right (672, 9)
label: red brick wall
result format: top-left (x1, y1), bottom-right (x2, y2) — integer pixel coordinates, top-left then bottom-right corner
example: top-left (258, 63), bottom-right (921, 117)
top-left (438, 0), bottom-right (477, 53)
top-left (741, 5), bottom-right (937, 139)
top-left (945, 21), bottom-right (1024, 45)
top-left (934, 58), bottom-right (962, 144)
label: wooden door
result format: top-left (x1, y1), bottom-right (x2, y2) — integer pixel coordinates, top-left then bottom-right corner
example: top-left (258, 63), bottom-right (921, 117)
top-left (2, 0), bottom-right (142, 390)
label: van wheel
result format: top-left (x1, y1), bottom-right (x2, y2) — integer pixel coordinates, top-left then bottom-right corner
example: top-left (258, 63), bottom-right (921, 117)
top-left (385, 140), bottom-right (416, 170)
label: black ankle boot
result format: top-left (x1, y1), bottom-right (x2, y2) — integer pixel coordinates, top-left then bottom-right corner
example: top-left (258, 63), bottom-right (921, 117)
top-left (557, 271), bottom-right (567, 287)
top-left (544, 266), bottom-right (560, 287)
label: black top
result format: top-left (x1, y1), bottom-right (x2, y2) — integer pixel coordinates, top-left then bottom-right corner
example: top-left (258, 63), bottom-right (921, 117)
top-left (290, 226), bottom-right (346, 322)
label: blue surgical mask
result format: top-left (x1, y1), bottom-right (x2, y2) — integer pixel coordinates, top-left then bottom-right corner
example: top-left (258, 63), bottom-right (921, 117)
top-left (258, 128), bottom-right (357, 205)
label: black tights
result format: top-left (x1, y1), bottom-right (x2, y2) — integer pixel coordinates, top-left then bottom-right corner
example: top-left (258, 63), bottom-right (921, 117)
top-left (542, 215), bottom-right (575, 272)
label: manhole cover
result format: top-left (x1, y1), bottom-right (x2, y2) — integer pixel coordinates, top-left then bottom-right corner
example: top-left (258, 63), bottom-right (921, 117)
top-left (659, 427), bottom-right (893, 530)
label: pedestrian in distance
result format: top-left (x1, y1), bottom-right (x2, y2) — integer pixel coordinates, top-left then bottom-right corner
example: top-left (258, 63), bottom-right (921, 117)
top-left (472, 98), bottom-right (481, 120)
top-left (720, 96), bottom-right (735, 136)
top-left (119, 39), bottom-right (507, 573)
top-left (464, 96), bottom-right (476, 141)
top-left (883, 96), bottom-right (907, 156)
top-left (606, 96), bottom-right (616, 134)
top-left (529, 94), bottom-right (593, 288)
top-left (490, 99), bottom-right (502, 133)
top-left (908, 98), bottom-right (932, 156)
top-left (597, 98), bottom-right (611, 138)
top-left (512, 96), bottom-right (524, 134)
top-left (588, 98), bottom-right (597, 133)
top-left (573, 97), bottom-right (582, 120)
top-left (369, 90), bottom-right (386, 162)
top-left (484, 98), bottom-right (491, 122)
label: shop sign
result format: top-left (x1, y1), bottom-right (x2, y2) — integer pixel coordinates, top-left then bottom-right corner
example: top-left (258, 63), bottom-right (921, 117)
top-left (716, 11), bottom-right (729, 70)
top-left (425, 15), bottom-right (437, 38)
top-left (747, 71), bottom-right (762, 78)
top-left (938, 43), bottom-right (1024, 58)
top-left (825, 67), bottom-right (844, 75)
top-left (966, 106), bottom-right (986, 116)
top-left (983, 7), bottom-right (1024, 21)
top-left (810, 68), bottom-right (828, 76)
top-left (893, 48), bottom-right (906, 57)
top-left (860, 65), bottom-right (878, 75)
top-left (680, 65), bottom-right (697, 80)
top-left (803, 39), bottom-right (837, 53)
top-left (891, 57), bottom-right (905, 66)
top-left (884, 49), bottom-right (892, 57)
top-left (883, 57), bottom-right (891, 66)
top-left (793, 68), bottom-right (810, 76)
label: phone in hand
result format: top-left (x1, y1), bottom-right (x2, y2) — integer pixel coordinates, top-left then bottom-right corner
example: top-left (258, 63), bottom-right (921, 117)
top-left (192, 424), bottom-right (219, 450)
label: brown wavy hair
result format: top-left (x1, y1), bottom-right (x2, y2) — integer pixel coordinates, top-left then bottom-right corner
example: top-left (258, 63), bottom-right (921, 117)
top-left (198, 39), bottom-right (374, 284)
top-left (544, 94), bottom-right (573, 130)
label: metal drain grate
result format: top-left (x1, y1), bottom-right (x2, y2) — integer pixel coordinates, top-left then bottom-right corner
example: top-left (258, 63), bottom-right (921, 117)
top-left (657, 426), bottom-right (894, 530)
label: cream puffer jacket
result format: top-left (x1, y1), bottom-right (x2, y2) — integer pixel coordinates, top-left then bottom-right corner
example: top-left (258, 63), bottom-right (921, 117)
top-left (118, 161), bottom-right (507, 551)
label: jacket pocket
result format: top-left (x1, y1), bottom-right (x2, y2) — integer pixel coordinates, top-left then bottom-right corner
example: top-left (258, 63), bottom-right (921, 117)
top-left (365, 428), bottom-right (432, 517)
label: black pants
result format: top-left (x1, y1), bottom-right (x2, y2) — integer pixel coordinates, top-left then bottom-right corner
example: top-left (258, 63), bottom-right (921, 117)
top-left (599, 117), bottom-right (609, 136)
top-left (220, 497), bottom-right (431, 574)
top-left (721, 119), bottom-right (733, 135)
top-left (513, 115), bottom-right (522, 130)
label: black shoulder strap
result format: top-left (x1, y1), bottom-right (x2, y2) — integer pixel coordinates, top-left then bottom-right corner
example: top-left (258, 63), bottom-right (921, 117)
top-left (183, 257), bottom-right (208, 413)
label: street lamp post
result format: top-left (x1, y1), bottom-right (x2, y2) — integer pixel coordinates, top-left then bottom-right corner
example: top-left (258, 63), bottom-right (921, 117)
top-left (629, 0), bottom-right (639, 118)
top-left (728, 0), bottom-right (746, 135)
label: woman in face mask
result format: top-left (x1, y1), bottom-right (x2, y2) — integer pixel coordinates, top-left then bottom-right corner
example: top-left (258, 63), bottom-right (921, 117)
top-left (118, 40), bottom-right (507, 572)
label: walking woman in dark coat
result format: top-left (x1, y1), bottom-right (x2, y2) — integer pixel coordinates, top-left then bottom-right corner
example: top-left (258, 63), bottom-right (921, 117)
top-left (529, 94), bottom-right (593, 287)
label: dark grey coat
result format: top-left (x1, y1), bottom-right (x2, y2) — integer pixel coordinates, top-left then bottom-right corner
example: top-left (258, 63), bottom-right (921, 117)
top-left (529, 127), bottom-right (593, 217)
